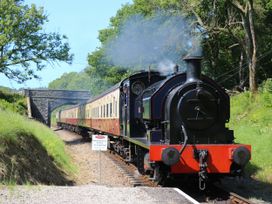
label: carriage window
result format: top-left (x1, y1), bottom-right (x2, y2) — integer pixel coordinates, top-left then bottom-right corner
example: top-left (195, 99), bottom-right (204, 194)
top-left (106, 104), bottom-right (109, 117)
top-left (110, 103), bottom-right (112, 117)
top-left (115, 101), bottom-right (118, 117)
top-left (113, 98), bottom-right (115, 116)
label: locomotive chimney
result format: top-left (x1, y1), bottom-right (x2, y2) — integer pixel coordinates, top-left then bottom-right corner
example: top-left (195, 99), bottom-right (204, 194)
top-left (183, 56), bottom-right (202, 82)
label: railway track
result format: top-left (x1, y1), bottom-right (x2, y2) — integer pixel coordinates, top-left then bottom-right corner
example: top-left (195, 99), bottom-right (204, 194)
top-left (198, 183), bottom-right (254, 204)
top-left (104, 150), bottom-right (159, 187)
top-left (229, 192), bottom-right (253, 204)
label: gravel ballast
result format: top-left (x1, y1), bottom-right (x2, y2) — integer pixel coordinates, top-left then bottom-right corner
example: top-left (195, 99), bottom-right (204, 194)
top-left (55, 129), bottom-right (131, 186)
top-left (0, 185), bottom-right (195, 204)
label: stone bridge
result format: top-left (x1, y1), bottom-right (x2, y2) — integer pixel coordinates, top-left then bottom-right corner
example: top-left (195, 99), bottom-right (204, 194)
top-left (24, 89), bottom-right (91, 126)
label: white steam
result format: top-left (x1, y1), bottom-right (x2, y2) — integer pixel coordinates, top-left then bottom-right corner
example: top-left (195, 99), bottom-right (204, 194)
top-left (158, 59), bottom-right (177, 75)
top-left (105, 12), bottom-right (202, 74)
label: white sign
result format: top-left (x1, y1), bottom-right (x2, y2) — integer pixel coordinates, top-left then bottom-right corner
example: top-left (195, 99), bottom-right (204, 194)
top-left (92, 135), bottom-right (108, 151)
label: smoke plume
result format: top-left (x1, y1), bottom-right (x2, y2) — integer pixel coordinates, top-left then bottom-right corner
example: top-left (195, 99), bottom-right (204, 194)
top-left (104, 12), bottom-right (202, 74)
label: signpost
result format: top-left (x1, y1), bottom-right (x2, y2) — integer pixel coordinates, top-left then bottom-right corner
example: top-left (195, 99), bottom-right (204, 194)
top-left (92, 134), bottom-right (108, 184)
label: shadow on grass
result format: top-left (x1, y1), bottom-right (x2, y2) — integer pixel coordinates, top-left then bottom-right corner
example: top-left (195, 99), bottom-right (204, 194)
top-left (64, 138), bottom-right (86, 146)
top-left (63, 134), bottom-right (92, 146)
top-left (53, 127), bottom-right (63, 132)
top-left (0, 134), bottom-right (74, 185)
top-left (246, 162), bottom-right (262, 175)
top-left (221, 163), bottom-right (272, 203)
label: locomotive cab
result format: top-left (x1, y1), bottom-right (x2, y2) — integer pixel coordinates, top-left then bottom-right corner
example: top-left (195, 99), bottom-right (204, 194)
top-left (119, 71), bottom-right (166, 138)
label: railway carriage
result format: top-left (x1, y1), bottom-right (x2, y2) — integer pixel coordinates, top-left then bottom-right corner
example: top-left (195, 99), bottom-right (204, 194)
top-left (57, 56), bottom-right (251, 189)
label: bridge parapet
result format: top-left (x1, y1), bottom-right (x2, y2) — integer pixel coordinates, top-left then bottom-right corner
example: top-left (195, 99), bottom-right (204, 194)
top-left (24, 89), bottom-right (91, 126)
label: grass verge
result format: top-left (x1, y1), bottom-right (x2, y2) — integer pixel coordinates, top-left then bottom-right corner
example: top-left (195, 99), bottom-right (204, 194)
top-left (229, 89), bottom-right (272, 183)
top-left (0, 109), bottom-right (75, 185)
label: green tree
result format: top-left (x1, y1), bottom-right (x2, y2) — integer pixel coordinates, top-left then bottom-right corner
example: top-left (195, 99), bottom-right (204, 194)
top-left (86, 4), bottom-right (135, 88)
top-left (48, 72), bottom-right (77, 90)
top-left (227, 0), bottom-right (257, 92)
top-left (48, 71), bottom-right (111, 96)
top-left (85, 1), bottom-right (171, 88)
top-left (169, 0), bottom-right (272, 91)
top-left (85, 0), bottom-right (272, 93)
top-left (86, 48), bottom-right (130, 86)
top-left (0, 0), bottom-right (73, 83)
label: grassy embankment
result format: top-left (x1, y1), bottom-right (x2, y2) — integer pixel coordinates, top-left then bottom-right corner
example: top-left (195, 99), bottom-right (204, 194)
top-left (0, 88), bottom-right (75, 185)
top-left (229, 79), bottom-right (272, 183)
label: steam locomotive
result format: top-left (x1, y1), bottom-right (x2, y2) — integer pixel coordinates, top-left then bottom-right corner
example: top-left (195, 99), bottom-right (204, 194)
top-left (56, 56), bottom-right (251, 189)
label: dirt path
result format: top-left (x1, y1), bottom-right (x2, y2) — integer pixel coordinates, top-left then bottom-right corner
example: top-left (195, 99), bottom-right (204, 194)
top-left (54, 128), bottom-right (130, 187)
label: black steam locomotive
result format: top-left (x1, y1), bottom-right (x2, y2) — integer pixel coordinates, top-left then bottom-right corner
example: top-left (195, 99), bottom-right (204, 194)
top-left (57, 56), bottom-right (251, 190)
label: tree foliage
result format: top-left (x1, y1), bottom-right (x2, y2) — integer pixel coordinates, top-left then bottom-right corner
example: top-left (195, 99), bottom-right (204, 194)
top-left (0, 0), bottom-right (73, 83)
top-left (48, 71), bottom-right (110, 96)
top-left (184, 0), bottom-right (272, 91)
top-left (51, 0), bottom-right (272, 93)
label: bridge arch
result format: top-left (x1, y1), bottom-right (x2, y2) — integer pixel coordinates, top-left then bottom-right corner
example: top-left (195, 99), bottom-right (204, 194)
top-left (24, 89), bottom-right (91, 126)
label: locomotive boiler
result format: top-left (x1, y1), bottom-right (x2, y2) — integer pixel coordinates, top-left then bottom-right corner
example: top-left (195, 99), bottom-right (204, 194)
top-left (57, 56), bottom-right (251, 190)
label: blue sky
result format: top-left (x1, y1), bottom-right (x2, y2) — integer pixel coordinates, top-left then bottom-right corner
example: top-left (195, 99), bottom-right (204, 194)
top-left (0, 0), bottom-right (132, 89)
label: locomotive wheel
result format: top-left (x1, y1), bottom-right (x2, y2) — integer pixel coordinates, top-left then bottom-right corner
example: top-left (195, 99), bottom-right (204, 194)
top-left (136, 146), bottom-right (145, 175)
top-left (152, 165), bottom-right (167, 186)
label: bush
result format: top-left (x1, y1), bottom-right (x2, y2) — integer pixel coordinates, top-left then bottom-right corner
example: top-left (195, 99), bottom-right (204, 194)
top-left (262, 78), bottom-right (272, 93)
top-left (260, 78), bottom-right (272, 107)
top-left (0, 90), bottom-right (27, 115)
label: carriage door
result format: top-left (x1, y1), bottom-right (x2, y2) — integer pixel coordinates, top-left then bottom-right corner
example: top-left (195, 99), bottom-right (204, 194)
top-left (121, 83), bottom-right (129, 136)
